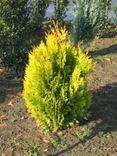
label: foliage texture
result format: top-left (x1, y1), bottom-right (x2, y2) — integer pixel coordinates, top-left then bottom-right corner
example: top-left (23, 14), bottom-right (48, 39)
top-left (23, 22), bottom-right (93, 131)
top-left (72, 0), bottom-right (105, 45)
top-left (0, 0), bottom-right (51, 75)
top-left (0, 0), bottom-right (29, 72)
top-left (53, 0), bottom-right (69, 23)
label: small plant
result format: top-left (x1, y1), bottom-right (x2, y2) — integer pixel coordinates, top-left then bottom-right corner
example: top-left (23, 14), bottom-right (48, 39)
top-left (25, 143), bottom-right (40, 156)
top-left (75, 127), bottom-right (92, 140)
top-left (98, 131), bottom-right (112, 138)
top-left (98, 123), bottom-right (112, 138)
top-left (52, 138), bottom-right (67, 148)
top-left (23, 22), bottom-right (93, 132)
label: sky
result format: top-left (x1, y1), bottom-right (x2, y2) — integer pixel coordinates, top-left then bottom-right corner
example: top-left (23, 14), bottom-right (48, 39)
top-left (46, 0), bottom-right (117, 21)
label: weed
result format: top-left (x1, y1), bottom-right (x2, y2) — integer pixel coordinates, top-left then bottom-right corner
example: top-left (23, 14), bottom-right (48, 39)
top-left (7, 147), bottom-right (15, 156)
top-left (25, 144), bottom-right (40, 156)
top-left (57, 131), bottom-right (63, 137)
top-left (98, 131), bottom-right (112, 139)
top-left (52, 139), bottom-right (67, 148)
top-left (75, 127), bottom-right (92, 140)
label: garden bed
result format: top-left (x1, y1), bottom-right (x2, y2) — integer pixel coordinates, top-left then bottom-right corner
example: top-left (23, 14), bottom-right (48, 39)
top-left (0, 36), bottom-right (117, 156)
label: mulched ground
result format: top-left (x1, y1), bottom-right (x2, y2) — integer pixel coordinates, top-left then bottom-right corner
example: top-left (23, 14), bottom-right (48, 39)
top-left (0, 36), bottom-right (117, 156)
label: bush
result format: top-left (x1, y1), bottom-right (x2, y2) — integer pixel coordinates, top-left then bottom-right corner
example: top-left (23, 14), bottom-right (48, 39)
top-left (23, 22), bottom-right (93, 132)
top-left (0, 0), bottom-right (30, 75)
top-left (0, 0), bottom-right (51, 76)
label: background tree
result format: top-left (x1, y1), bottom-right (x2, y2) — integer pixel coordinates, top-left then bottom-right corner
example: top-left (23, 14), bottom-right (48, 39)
top-left (102, 0), bottom-right (112, 20)
top-left (53, 0), bottom-right (69, 24)
top-left (28, 0), bottom-right (51, 30)
top-left (0, 0), bottom-right (51, 76)
top-left (114, 6), bottom-right (117, 25)
top-left (71, 0), bottom-right (105, 46)
top-left (0, 0), bottom-right (30, 74)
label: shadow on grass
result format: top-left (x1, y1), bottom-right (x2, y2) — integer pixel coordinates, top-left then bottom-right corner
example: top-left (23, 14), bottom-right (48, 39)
top-left (49, 83), bottom-right (117, 156)
top-left (0, 75), bottom-right (22, 104)
top-left (89, 44), bottom-right (117, 58)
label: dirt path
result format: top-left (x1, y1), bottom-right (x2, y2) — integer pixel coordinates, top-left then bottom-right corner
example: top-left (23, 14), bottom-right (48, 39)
top-left (0, 36), bottom-right (117, 156)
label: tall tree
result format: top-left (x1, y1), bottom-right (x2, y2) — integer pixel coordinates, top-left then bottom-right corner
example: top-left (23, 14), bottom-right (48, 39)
top-left (28, 0), bottom-right (51, 27)
top-left (53, 0), bottom-right (69, 24)
top-left (0, 0), bottom-right (29, 73)
top-left (0, 0), bottom-right (51, 75)
top-left (102, 0), bottom-right (112, 20)
top-left (71, 0), bottom-right (105, 46)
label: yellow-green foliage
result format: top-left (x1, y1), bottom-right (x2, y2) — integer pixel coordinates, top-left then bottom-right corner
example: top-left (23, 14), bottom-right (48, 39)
top-left (23, 22), bottom-right (93, 131)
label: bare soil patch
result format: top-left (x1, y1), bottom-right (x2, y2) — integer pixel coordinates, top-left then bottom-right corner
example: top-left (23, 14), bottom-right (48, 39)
top-left (0, 36), bottom-right (117, 156)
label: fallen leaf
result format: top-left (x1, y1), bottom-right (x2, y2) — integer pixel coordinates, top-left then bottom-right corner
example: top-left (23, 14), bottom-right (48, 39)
top-left (1, 153), bottom-right (7, 156)
top-left (105, 57), bottom-right (111, 61)
top-left (44, 149), bottom-right (48, 152)
top-left (16, 92), bottom-right (22, 97)
top-left (0, 115), bottom-right (7, 119)
top-left (42, 137), bottom-right (50, 143)
top-left (36, 137), bottom-right (42, 142)
top-left (0, 123), bottom-right (7, 128)
top-left (15, 143), bottom-right (22, 148)
top-left (8, 99), bottom-right (16, 106)
top-left (104, 147), bottom-right (113, 152)
top-left (16, 133), bottom-right (23, 138)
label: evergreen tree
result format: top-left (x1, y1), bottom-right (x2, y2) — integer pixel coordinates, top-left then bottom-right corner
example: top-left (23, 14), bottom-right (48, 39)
top-left (53, 0), bottom-right (69, 24)
top-left (71, 0), bottom-right (105, 45)
top-left (102, 0), bottom-right (112, 20)
top-left (28, 0), bottom-right (51, 29)
top-left (0, 0), bottom-right (51, 75)
top-left (0, 0), bottom-right (29, 74)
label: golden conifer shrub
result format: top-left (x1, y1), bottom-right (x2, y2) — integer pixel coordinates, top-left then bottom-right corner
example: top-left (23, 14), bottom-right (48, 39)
top-left (23, 22), bottom-right (93, 131)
